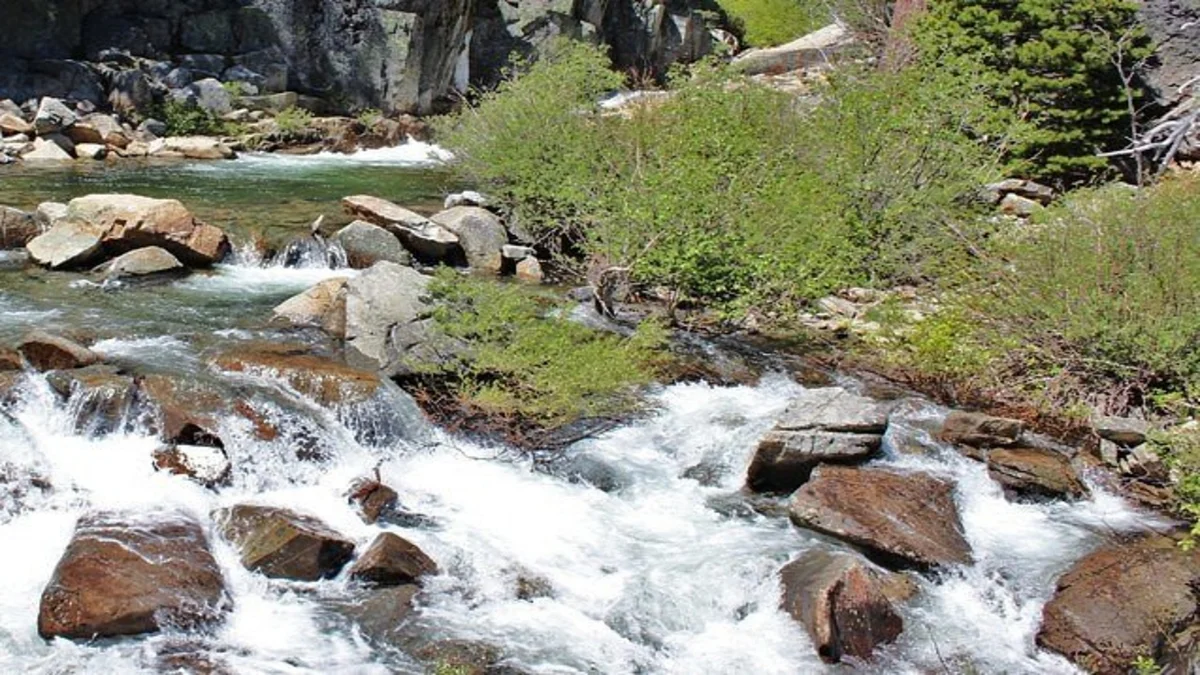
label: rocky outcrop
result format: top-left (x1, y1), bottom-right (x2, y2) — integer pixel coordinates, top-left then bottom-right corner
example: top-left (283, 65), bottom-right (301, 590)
top-left (732, 24), bottom-right (855, 76)
top-left (349, 533), bottom-right (438, 586)
top-left (1037, 534), bottom-right (1200, 674)
top-left (746, 387), bottom-right (893, 493)
top-left (38, 511), bottom-right (229, 639)
top-left (986, 447), bottom-right (1089, 501)
top-left (214, 504), bottom-right (356, 581)
top-left (1138, 0), bottom-right (1200, 108)
top-left (789, 465), bottom-right (973, 570)
top-left (779, 549), bottom-right (905, 663)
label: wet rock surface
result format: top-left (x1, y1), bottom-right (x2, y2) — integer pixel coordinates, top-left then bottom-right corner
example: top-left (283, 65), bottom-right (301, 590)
top-left (38, 511), bottom-right (229, 639)
top-left (986, 446), bottom-right (1089, 501)
top-left (18, 331), bottom-right (100, 371)
top-left (940, 410), bottom-right (1024, 448)
top-left (214, 504), bottom-right (356, 581)
top-left (349, 533), bottom-right (438, 586)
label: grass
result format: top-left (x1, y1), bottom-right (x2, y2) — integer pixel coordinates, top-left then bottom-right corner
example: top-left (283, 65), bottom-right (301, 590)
top-left (717, 0), bottom-right (828, 47)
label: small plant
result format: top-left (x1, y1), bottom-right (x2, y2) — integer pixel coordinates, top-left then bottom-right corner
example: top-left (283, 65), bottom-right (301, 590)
top-left (1151, 426), bottom-right (1200, 548)
top-left (274, 105), bottom-right (314, 135)
top-left (156, 99), bottom-right (229, 136)
top-left (1133, 654), bottom-right (1164, 675)
top-left (221, 80), bottom-right (249, 98)
top-left (356, 108), bottom-right (383, 128)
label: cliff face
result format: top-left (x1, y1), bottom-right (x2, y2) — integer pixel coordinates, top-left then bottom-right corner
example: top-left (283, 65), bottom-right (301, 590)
top-left (0, 0), bottom-right (714, 114)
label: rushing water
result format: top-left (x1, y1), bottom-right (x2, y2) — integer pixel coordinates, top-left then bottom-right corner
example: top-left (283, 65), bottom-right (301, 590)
top-left (0, 149), bottom-right (1171, 674)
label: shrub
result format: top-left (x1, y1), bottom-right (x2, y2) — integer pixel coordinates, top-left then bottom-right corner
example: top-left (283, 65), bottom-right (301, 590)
top-left (425, 270), bottom-right (666, 426)
top-left (914, 0), bottom-right (1153, 183)
top-left (717, 0), bottom-right (828, 47)
top-left (356, 108), bottom-right (383, 128)
top-left (1151, 426), bottom-right (1200, 548)
top-left (157, 99), bottom-right (229, 136)
top-left (275, 106), bottom-right (314, 135)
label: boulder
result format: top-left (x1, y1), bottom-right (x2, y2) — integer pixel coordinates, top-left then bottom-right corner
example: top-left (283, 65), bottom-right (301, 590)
top-left (349, 533), bottom-right (438, 586)
top-left (332, 220), bottom-right (411, 269)
top-left (23, 136), bottom-right (74, 161)
top-left (515, 256), bottom-right (544, 283)
top-left (45, 365), bottom-right (136, 434)
top-left (63, 194), bottom-right (230, 266)
top-left (100, 246), bottom-right (187, 281)
top-left (333, 584), bottom-right (420, 644)
top-left (0, 113), bottom-right (33, 135)
top-left (940, 411), bottom-right (1023, 448)
top-left (779, 549), bottom-right (904, 663)
top-left (348, 477), bottom-right (399, 524)
top-left (986, 447), bottom-right (1089, 501)
top-left (0, 206), bottom-right (40, 249)
top-left (210, 343), bottom-right (384, 408)
top-left (271, 277), bottom-right (349, 336)
top-left (998, 193), bottom-right (1042, 217)
top-left (107, 70), bottom-right (155, 114)
top-left (342, 262), bottom-right (441, 376)
top-left (26, 219), bottom-right (104, 268)
top-left (431, 206), bottom-right (507, 273)
top-left (214, 504), bottom-right (355, 581)
top-left (502, 244), bottom-right (535, 262)
top-left (983, 178), bottom-right (1055, 205)
top-left (137, 373), bottom-right (228, 447)
top-left (74, 142), bottom-right (107, 159)
top-left (35, 201), bottom-right (69, 229)
top-left (66, 120), bottom-right (104, 145)
top-left (18, 331), bottom-right (100, 371)
top-left (746, 387), bottom-right (894, 493)
top-left (179, 78), bottom-right (233, 116)
top-left (342, 195), bottom-right (460, 263)
top-left (38, 511), bottom-right (228, 639)
top-left (444, 190), bottom-right (489, 209)
top-left (81, 113), bottom-right (129, 148)
top-left (1037, 534), bottom-right (1200, 675)
top-left (1094, 415), bottom-right (1150, 446)
top-left (789, 465), bottom-right (973, 570)
top-left (33, 97), bottom-right (76, 134)
top-left (162, 136), bottom-right (236, 160)
top-left (152, 444), bottom-right (232, 487)
top-left (732, 24), bottom-right (855, 76)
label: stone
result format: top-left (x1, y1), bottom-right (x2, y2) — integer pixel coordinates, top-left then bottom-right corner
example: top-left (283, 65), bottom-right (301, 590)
top-left (789, 465), bottom-right (973, 570)
top-left (38, 511), bottom-right (228, 639)
top-left (1125, 443), bottom-right (1169, 482)
top-left (0, 113), bottom-right (32, 135)
top-left (502, 244), bottom-right (535, 262)
top-left (45, 365), bottom-right (136, 434)
top-left (26, 219), bottom-right (104, 268)
top-left (429, 206), bottom-right (506, 271)
top-left (984, 178), bottom-right (1055, 205)
top-left (100, 246), bottom-right (186, 281)
top-left (774, 387), bottom-right (895, 434)
top-left (137, 374), bottom-right (228, 448)
top-left (779, 550), bottom-right (904, 663)
top-left (1094, 415), bottom-right (1150, 446)
top-left (348, 477), bottom-right (399, 524)
top-left (0, 206), bottom-right (40, 249)
top-left (162, 136), bottom-right (236, 160)
top-left (63, 194), bottom-right (230, 266)
top-left (349, 533), bottom-right (438, 586)
top-left (211, 343), bottom-right (384, 408)
top-left (138, 118), bottom-right (167, 138)
top-left (444, 190), bottom-right (489, 209)
top-left (23, 136), bottom-right (74, 161)
top-left (33, 97), bottom-right (76, 134)
top-left (986, 447), bottom-right (1089, 501)
top-left (333, 584), bottom-right (419, 644)
top-left (998, 193), bottom-right (1042, 217)
top-left (152, 444), bottom-right (232, 487)
top-left (747, 430), bottom-right (881, 493)
top-left (515, 257), bottom-right (544, 284)
top-left (179, 78), bottom-right (233, 116)
top-left (214, 504), bottom-right (355, 581)
top-left (18, 331), bottom-right (100, 371)
top-left (342, 195), bottom-right (460, 262)
top-left (107, 70), bottom-right (154, 114)
top-left (74, 142), bottom-right (106, 159)
top-left (732, 24), bottom-right (855, 75)
top-left (80, 114), bottom-right (129, 148)
top-left (940, 410), bottom-right (1024, 448)
top-left (1037, 534), bottom-right (1200, 675)
top-left (342, 262), bottom-right (440, 376)
top-left (272, 277), bottom-right (350, 336)
top-left (332, 220), bottom-right (411, 269)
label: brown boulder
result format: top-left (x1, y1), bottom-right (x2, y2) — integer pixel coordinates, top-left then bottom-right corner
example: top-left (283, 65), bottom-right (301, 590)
top-left (46, 364), bottom-right (136, 434)
top-left (940, 410), bottom-right (1024, 448)
top-left (214, 504), bottom-right (355, 581)
top-left (1037, 534), bottom-right (1200, 674)
top-left (1, 206), bottom-right (40, 249)
top-left (38, 511), bottom-right (229, 639)
top-left (348, 477), bottom-right (399, 524)
top-left (271, 277), bottom-right (349, 336)
top-left (789, 465), bottom-right (972, 569)
top-left (18, 331), bottom-right (100, 371)
top-left (65, 194), bottom-right (230, 266)
top-left (986, 447), bottom-right (1089, 501)
top-left (137, 373), bottom-right (228, 447)
top-left (779, 549), bottom-right (904, 663)
top-left (349, 533), bottom-right (438, 586)
top-left (210, 343), bottom-right (382, 407)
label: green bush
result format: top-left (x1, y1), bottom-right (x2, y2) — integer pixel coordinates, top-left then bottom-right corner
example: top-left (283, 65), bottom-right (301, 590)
top-left (914, 0), bottom-right (1153, 183)
top-left (156, 99), bottom-right (231, 136)
top-left (439, 41), bottom-right (1019, 317)
top-left (275, 106), bottom-right (314, 134)
top-left (426, 270), bottom-right (666, 425)
top-left (1151, 426), bottom-right (1200, 548)
top-left (717, 0), bottom-right (828, 47)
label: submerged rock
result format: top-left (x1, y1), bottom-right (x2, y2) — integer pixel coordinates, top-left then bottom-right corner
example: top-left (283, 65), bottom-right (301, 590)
top-left (18, 331), bottom-right (100, 371)
top-left (211, 343), bottom-right (383, 407)
top-left (348, 477), bottom-right (398, 524)
top-left (38, 511), bottom-right (228, 639)
top-left (779, 549), bottom-right (904, 663)
top-left (986, 447), bottom-right (1089, 501)
top-left (214, 504), bottom-right (355, 581)
top-left (46, 364), bottom-right (136, 434)
top-left (788, 465), bottom-right (972, 570)
top-left (349, 533), bottom-right (438, 586)
top-left (1037, 534), bottom-right (1200, 674)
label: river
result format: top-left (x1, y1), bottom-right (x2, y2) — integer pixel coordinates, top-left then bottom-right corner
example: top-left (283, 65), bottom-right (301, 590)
top-left (0, 147), bottom-right (1168, 674)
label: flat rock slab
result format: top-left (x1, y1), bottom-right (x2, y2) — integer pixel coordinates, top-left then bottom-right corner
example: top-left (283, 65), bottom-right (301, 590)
top-left (774, 387), bottom-right (896, 433)
top-left (1037, 535), bottom-right (1200, 674)
top-left (940, 410), bottom-right (1024, 448)
top-left (789, 465), bottom-right (973, 570)
top-left (211, 343), bottom-right (382, 407)
top-left (101, 246), bottom-right (186, 280)
top-left (747, 429), bottom-right (881, 493)
top-left (25, 221), bottom-right (104, 269)
top-left (18, 331), bottom-right (100, 371)
top-left (342, 195), bottom-right (459, 262)
top-left (38, 511), bottom-right (228, 639)
top-left (986, 447), bottom-right (1089, 501)
top-left (214, 504), bottom-right (355, 581)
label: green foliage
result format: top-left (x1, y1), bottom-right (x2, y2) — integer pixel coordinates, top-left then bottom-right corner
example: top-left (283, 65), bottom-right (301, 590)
top-left (356, 108), bottom-right (383, 128)
top-left (1152, 427), bottom-right (1200, 548)
top-left (426, 270), bottom-right (666, 425)
top-left (274, 106), bottom-right (314, 135)
top-left (221, 81), bottom-right (249, 98)
top-left (1132, 655), bottom-right (1164, 675)
top-left (716, 0), bottom-right (828, 47)
top-left (156, 99), bottom-right (231, 136)
top-left (914, 0), bottom-right (1153, 183)
top-left (878, 305), bottom-right (999, 381)
top-left (974, 177), bottom-right (1200, 405)
top-left (438, 41), bottom-right (1019, 316)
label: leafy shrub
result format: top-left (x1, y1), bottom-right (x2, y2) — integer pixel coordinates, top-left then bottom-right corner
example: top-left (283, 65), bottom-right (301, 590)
top-left (439, 41), bottom-right (1019, 316)
top-left (426, 270), bottom-right (666, 425)
top-left (914, 0), bottom-right (1153, 183)
top-left (356, 108), bottom-right (383, 128)
top-left (157, 99), bottom-right (230, 136)
top-left (274, 106), bottom-right (314, 134)
top-left (222, 81), bottom-right (249, 97)
top-left (1151, 426), bottom-right (1200, 547)
top-left (717, 0), bottom-right (828, 47)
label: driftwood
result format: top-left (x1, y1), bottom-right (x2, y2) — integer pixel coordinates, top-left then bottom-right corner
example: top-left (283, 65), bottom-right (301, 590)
top-left (1100, 74), bottom-right (1200, 178)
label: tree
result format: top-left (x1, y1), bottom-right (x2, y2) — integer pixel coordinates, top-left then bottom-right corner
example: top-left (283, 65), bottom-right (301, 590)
top-left (915, 0), bottom-right (1153, 184)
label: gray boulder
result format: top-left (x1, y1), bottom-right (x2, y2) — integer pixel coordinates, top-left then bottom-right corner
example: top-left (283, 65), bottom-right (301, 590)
top-left (23, 136), bottom-right (74, 161)
top-left (431, 206), bottom-right (507, 273)
top-left (100, 246), bottom-right (187, 281)
top-left (342, 195), bottom-right (460, 263)
top-left (107, 70), bottom-right (154, 114)
top-left (732, 24), bottom-right (854, 76)
top-left (33, 97), bottom-right (76, 134)
top-left (174, 78), bottom-right (233, 115)
top-left (26, 220), bottom-right (103, 268)
top-left (343, 262), bottom-right (444, 376)
top-left (332, 220), bottom-right (412, 269)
